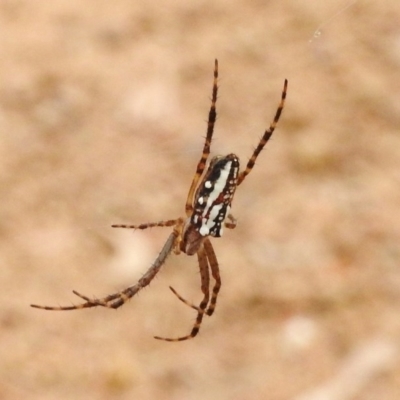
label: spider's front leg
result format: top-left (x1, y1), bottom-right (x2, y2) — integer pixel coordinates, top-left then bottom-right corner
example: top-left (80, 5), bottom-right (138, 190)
top-left (203, 239), bottom-right (220, 316)
top-left (237, 78), bottom-right (287, 185)
top-left (185, 59), bottom-right (219, 217)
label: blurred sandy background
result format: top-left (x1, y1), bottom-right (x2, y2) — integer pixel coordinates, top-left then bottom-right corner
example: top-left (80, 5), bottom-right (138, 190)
top-left (1, 1), bottom-right (400, 399)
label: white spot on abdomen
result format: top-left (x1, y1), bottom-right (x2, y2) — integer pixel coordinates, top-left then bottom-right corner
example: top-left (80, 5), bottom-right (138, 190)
top-left (199, 225), bottom-right (210, 236)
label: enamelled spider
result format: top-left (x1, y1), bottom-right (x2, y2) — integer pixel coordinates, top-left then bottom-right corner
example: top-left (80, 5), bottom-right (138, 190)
top-left (31, 60), bottom-right (287, 342)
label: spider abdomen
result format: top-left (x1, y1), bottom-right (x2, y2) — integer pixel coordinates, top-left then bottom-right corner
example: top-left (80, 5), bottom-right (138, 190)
top-left (191, 154), bottom-right (239, 238)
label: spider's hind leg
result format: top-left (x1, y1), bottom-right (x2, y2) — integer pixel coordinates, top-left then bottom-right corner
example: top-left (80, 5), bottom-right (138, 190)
top-left (72, 290), bottom-right (125, 308)
top-left (203, 239), bottom-right (220, 317)
top-left (168, 286), bottom-right (202, 312)
top-left (167, 238), bottom-right (222, 319)
top-left (31, 232), bottom-right (178, 313)
top-left (154, 244), bottom-right (210, 341)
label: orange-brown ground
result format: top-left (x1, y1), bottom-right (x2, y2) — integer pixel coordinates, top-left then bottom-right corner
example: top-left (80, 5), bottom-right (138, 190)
top-left (1, 1), bottom-right (400, 399)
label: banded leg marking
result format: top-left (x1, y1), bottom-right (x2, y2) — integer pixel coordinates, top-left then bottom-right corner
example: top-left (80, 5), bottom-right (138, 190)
top-left (203, 239), bottom-right (220, 317)
top-left (238, 79), bottom-right (288, 186)
top-left (185, 59), bottom-right (219, 217)
top-left (111, 219), bottom-right (178, 230)
top-left (154, 244), bottom-right (210, 341)
top-left (31, 232), bottom-right (178, 311)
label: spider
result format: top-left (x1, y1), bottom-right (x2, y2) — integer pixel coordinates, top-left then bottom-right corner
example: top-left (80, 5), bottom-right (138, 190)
top-left (31, 60), bottom-right (287, 342)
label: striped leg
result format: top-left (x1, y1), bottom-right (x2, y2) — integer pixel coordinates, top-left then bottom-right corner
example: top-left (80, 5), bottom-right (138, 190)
top-left (167, 238), bottom-right (221, 317)
top-left (185, 59), bottom-right (219, 216)
top-left (203, 239), bottom-right (221, 317)
top-left (154, 244), bottom-right (210, 341)
top-left (168, 286), bottom-right (201, 312)
top-left (237, 79), bottom-right (288, 186)
top-left (111, 219), bottom-right (178, 230)
top-left (31, 232), bottom-right (177, 311)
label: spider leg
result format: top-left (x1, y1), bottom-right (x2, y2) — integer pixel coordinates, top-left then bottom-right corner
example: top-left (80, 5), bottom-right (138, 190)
top-left (154, 244), bottom-right (210, 341)
top-left (185, 59), bottom-right (219, 217)
top-left (203, 238), bottom-right (220, 317)
top-left (31, 232), bottom-right (177, 311)
top-left (168, 221), bottom-right (229, 314)
top-left (168, 286), bottom-right (201, 311)
top-left (237, 79), bottom-right (288, 186)
top-left (165, 238), bottom-right (222, 318)
top-left (71, 289), bottom-right (124, 308)
top-left (111, 219), bottom-right (178, 230)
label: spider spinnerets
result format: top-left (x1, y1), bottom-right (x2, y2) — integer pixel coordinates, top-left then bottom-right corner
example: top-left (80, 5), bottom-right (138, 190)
top-left (31, 60), bottom-right (288, 342)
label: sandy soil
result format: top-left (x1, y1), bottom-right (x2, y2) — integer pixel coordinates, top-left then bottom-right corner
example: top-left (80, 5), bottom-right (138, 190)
top-left (1, 1), bottom-right (400, 399)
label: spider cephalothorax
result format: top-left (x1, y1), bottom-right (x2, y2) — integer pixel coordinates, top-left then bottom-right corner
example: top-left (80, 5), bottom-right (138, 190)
top-left (31, 60), bottom-right (288, 341)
